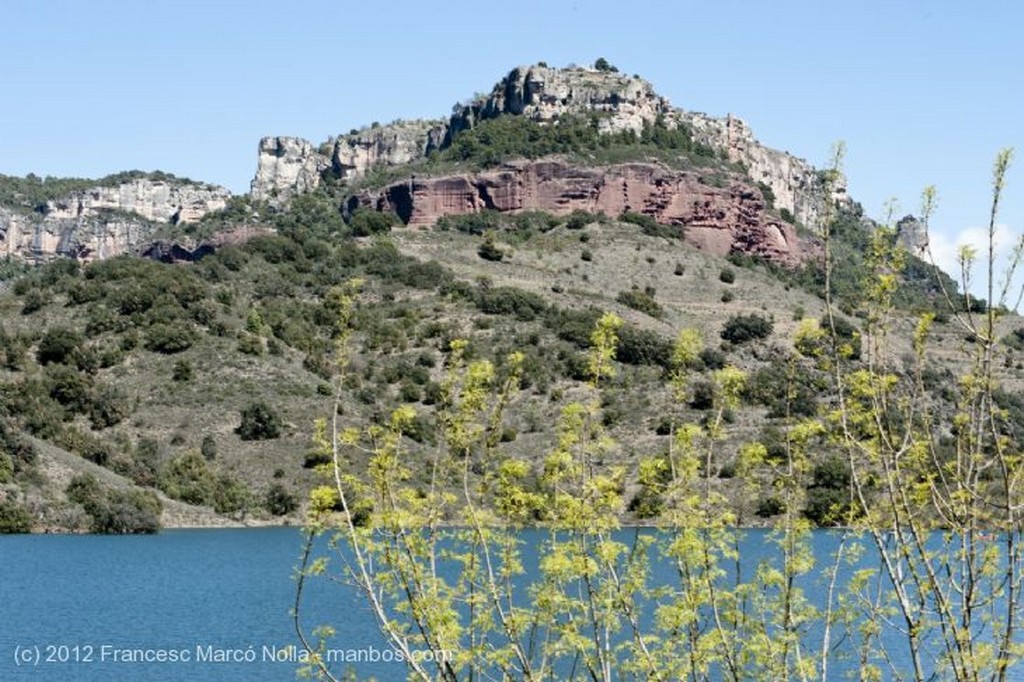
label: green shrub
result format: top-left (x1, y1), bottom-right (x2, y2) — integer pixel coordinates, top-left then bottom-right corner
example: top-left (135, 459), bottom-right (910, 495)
top-left (88, 385), bottom-right (130, 429)
top-left (160, 451), bottom-right (216, 506)
top-left (21, 289), bottom-right (46, 314)
top-left (719, 267), bottom-right (736, 284)
top-left (349, 209), bottom-right (396, 236)
top-left (756, 496), bottom-right (786, 518)
top-left (56, 426), bottom-right (113, 465)
top-left (422, 381), bottom-right (443, 406)
top-left (700, 347), bottom-right (727, 370)
top-left (436, 210), bottom-right (503, 235)
top-left (744, 365), bottom-right (818, 418)
top-left (478, 234), bottom-right (505, 262)
top-left (93, 489), bottom-right (161, 534)
top-left (476, 287), bottom-right (548, 321)
top-left (37, 327), bottom-right (85, 366)
top-left (200, 434), bottom-right (218, 460)
top-left (0, 498), bottom-right (32, 533)
top-left (620, 211), bottom-right (680, 239)
top-left (616, 287), bottom-right (663, 318)
top-left (566, 210), bottom-right (602, 230)
top-left (0, 453), bottom-right (12, 484)
top-left (237, 332), bottom-right (265, 356)
top-left (172, 359), bottom-right (193, 382)
top-left (616, 326), bottom-right (673, 368)
top-left (8, 381), bottom-right (65, 438)
top-left (128, 438), bottom-right (160, 487)
top-left (545, 308), bottom-right (602, 348)
top-left (720, 314), bottom-right (773, 344)
top-left (264, 482), bottom-right (298, 516)
top-left (757, 182), bottom-right (776, 208)
top-left (690, 380), bottom-right (715, 410)
top-left (144, 322), bottom-right (197, 354)
top-left (67, 473), bottom-right (160, 534)
top-left (804, 456), bottom-right (853, 526)
top-left (44, 364), bottom-right (94, 415)
top-left (237, 401), bottom-right (282, 441)
top-left (398, 382), bottom-right (422, 403)
top-left (213, 475), bottom-right (252, 515)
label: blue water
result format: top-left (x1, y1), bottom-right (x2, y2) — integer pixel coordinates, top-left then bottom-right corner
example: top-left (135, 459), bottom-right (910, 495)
top-left (0, 528), bottom-right (382, 682)
top-left (2, 528), bottom-right (1023, 681)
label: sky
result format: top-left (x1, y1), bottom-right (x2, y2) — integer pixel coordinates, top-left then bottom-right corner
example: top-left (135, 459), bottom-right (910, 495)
top-left (2, 1), bottom-right (1022, 293)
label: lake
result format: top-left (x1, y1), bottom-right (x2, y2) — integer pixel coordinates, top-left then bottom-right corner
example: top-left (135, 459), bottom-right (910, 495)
top-left (0, 528), bottom-right (373, 682)
top-left (2, 527), bottom-right (1023, 681)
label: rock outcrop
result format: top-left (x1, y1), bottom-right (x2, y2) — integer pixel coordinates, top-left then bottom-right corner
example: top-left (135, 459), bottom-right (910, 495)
top-left (330, 120), bottom-right (446, 182)
top-left (447, 64), bottom-right (675, 138)
top-left (684, 113), bottom-right (844, 229)
top-left (356, 160), bottom-right (802, 265)
top-left (250, 63), bottom-right (845, 231)
top-left (896, 214), bottom-right (928, 257)
top-left (1, 177), bottom-right (231, 262)
top-left (43, 177), bottom-right (230, 224)
top-left (1, 207), bottom-right (150, 262)
top-left (249, 137), bottom-right (331, 202)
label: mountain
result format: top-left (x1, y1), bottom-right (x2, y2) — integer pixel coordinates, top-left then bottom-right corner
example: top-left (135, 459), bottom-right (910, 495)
top-left (0, 60), bottom-right (1004, 534)
top-left (251, 63), bottom-right (846, 267)
top-left (252, 64), bottom-right (843, 228)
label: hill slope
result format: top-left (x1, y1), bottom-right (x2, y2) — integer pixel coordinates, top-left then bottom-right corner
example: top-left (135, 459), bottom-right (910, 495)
top-left (1, 61), bottom-right (1016, 533)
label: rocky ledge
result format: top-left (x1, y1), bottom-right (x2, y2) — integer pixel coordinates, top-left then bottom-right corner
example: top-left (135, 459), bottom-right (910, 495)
top-left (1, 178), bottom-right (231, 262)
top-left (353, 160), bottom-right (805, 265)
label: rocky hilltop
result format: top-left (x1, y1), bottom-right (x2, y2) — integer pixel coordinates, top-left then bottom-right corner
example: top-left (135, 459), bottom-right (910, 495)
top-left (353, 160), bottom-right (801, 265)
top-left (251, 63), bottom-right (844, 230)
top-left (0, 177), bottom-right (230, 262)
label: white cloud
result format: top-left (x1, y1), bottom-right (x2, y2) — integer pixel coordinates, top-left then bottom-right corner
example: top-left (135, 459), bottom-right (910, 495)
top-left (921, 223), bottom-right (1024, 303)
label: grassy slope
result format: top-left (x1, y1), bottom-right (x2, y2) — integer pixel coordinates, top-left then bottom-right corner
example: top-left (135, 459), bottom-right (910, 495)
top-left (4, 204), bottom-right (1022, 532)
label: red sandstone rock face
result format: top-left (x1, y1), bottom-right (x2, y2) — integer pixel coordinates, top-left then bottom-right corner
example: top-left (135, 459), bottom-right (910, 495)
top-left (363, 161), bottom-right (806, 265)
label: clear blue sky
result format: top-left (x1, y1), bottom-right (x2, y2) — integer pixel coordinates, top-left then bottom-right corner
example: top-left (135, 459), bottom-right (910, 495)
top-left (3, 1), bottom-right (1022, 287)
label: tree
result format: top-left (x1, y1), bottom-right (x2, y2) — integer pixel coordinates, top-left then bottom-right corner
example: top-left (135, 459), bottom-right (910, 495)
top-left (236, 401), bottom-right (282, 441)
top-left (295, 149), bottom-right (1024, 681)
top-left (200, 434), bottom-right (217, 460)
top-left (477, 232), bottom-right (505, 262)
top-left (67, 473), bottom-right (160, 534)
top-left (348, 209), bottom-right (396, 237)
top-left (144, 321), bottom-right (196, 354)
top-left (37, 327), bottom-right (84, 365)
top-left (0, 498), bottom-right (32, 533)
top-left (172, 359), bottom-right (193, 382)
top-left (264, 482), bottom-right (296, 516)
top-left (720, 313), bottom-right (773, 344)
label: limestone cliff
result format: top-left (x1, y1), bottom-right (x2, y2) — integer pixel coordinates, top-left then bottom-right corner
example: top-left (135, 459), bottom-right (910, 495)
top-left (896, 214), bottom-right (928, 257)
top-left (249, 62), bottom-right (844, 231)
top-left (1, 207), bottom-right (149, 262)
top-left (249, 137), bottom-right (330, 202)
top-left (43, 177), bottom-right (230, 224)
top-left (684, 113), bottom-right (843, 228)
top-left (251, 122), bottom-right (446, 203)
top-left (354, 160), bottom-right (802, 265)
top-left (1, 177), bottom-right (231, 262)
top-left (446, 64), bottom-right (676, 137)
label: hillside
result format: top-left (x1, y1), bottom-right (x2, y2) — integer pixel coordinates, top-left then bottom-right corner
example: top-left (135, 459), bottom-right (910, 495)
top-left (1, 60), bottom-right (1019, 534)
